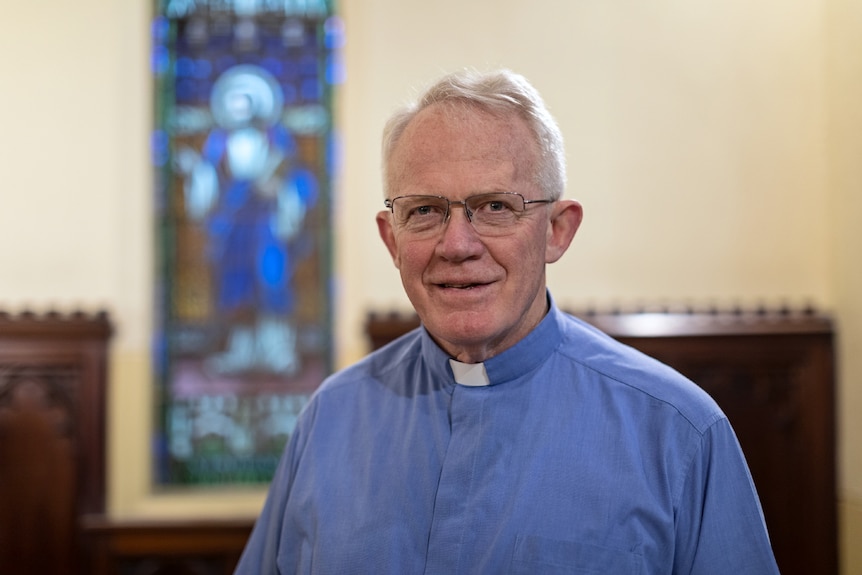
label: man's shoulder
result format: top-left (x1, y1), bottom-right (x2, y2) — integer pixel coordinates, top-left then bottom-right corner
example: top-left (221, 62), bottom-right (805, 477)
top-left (313, 326), bottom-right (426, 399)
top-left (555, 311), bottom-right (724, 435)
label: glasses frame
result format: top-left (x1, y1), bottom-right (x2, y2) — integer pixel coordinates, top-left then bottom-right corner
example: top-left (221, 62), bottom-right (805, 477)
top-left (384, 192), bottom-right (555, 237)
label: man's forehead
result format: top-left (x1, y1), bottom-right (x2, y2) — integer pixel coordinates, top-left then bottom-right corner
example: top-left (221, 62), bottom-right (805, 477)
top-left (394, 102), bottom-right (535, 160)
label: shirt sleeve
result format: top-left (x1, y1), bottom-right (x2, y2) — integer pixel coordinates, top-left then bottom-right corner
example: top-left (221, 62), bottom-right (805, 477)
top-left (673, 417), bottom-right (781, 575)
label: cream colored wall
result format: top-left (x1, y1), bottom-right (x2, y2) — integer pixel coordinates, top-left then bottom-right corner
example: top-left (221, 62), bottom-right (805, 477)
top-left (827, 0), bottom-right (862, 572)
top-left (0, 0), bottom-right (859, 570)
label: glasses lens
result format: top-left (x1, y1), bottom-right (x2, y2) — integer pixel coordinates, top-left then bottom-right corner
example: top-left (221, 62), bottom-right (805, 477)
top-left (392, 196), bottom-right (448, 233)
top-left (465, 193), bottom-right (524, 233)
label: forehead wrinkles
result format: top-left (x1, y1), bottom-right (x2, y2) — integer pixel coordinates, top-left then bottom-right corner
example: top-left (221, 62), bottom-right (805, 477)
top-left (388, 103), bottom-right (539, 192)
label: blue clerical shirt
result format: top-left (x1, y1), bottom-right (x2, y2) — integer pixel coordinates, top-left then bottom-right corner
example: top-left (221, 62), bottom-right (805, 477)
top-left (236, 296), bottom-right (779, 574)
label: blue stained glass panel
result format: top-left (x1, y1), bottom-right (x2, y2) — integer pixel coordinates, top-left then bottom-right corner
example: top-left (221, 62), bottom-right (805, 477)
top-left (153, 0), bottom-right (339, 485)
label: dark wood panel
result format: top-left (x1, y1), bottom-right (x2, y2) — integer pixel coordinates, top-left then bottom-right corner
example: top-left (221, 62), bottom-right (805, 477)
top-left (0, 310), bottom-right (112, 575)
top-left (81, 516), bottom-right (254, 575)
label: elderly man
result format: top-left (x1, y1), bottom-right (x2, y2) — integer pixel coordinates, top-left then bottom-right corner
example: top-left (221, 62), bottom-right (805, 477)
top-left (235, 69), bottom-right (779, 574)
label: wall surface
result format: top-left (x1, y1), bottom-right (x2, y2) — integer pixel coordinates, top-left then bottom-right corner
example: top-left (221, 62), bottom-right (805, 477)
top-left (826, 0), bottom-right (862, 572)
top-left (0, 0), bottom-right (859, 571)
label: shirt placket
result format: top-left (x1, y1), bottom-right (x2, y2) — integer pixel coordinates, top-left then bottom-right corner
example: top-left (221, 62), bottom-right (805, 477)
top-left (423, 384), bottom-right (487, 573)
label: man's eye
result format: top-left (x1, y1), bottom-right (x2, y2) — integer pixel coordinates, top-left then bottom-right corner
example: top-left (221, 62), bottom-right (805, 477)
top-left (475, 200), bottom-right (513, 214)
top-left (403, 203), bottom-right (444, 221)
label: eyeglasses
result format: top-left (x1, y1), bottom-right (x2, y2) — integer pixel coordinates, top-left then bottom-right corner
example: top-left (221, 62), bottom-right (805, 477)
top-left (384, 192), bottom-right (555, 237)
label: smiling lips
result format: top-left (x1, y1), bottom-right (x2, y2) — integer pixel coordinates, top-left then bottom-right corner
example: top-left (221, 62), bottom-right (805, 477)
top-left (436, 279), bottom-right (495, 291)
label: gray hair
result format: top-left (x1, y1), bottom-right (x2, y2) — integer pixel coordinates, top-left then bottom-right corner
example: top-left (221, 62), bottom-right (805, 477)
top-left (381, 69), bottom-right (567, 200)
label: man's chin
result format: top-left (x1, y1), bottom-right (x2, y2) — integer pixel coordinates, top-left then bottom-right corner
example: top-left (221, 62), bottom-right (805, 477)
top-left (422, 315), bottom-right (499, 356)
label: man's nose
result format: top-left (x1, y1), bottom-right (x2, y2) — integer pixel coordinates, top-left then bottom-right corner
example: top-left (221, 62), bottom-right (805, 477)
top-left (436, 202), bottom-right (484, 259)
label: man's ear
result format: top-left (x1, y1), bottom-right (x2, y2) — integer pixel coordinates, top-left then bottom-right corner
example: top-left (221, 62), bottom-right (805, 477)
top-left (545, 200), bottom-right (583, 264)
top-left (376, 210), bottom-right (401, 269)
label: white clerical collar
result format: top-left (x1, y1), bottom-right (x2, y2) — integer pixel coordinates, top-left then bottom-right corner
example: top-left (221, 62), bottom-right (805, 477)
top-left (449, 359), bottom-right (491, 387)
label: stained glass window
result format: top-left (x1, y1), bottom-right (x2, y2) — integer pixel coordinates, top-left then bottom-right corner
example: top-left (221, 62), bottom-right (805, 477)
top-left (151, 0), bottom-right (341, 485)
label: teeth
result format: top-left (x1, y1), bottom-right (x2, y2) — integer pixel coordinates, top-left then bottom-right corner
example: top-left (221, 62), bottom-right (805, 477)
top-left (444, 284), bottom-right (473, 289)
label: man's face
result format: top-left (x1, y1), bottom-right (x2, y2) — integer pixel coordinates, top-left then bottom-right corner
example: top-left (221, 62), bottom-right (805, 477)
top-left (377, 103), bottom-right (581, 363)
